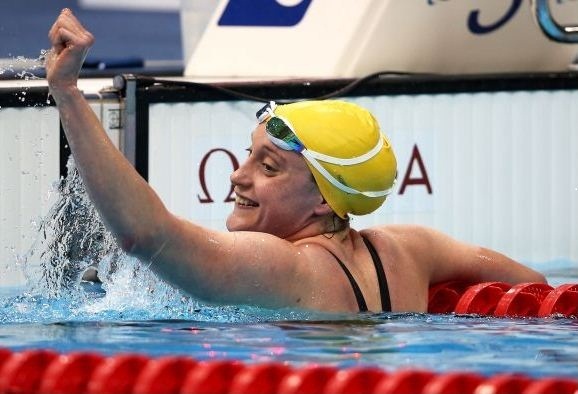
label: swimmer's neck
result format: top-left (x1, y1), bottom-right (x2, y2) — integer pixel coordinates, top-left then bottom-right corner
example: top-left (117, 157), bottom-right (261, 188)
top-left (284, 215), bottom-right (352, 243)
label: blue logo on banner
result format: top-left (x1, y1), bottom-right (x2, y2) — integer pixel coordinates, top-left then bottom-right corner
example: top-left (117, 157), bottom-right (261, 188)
top-left (218, 0), bottom-right (313, 27)
top-left (467, 0), bottom-right (522, 34)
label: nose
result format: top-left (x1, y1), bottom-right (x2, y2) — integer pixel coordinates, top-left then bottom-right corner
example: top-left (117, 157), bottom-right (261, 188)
top-left (230, 159), bottom-right (250, 188)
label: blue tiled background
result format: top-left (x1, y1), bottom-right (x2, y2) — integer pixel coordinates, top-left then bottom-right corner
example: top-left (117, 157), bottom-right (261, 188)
top-left (0, 0), bottom-right (182, 65)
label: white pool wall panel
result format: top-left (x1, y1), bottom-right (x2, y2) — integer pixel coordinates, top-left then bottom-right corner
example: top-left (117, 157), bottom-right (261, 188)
top-left (0, 99), bottom-right (121, 287)
top-left (0, 106), bottom-right (60, 286)
top-left (149, 101), bottom-right (251, 231)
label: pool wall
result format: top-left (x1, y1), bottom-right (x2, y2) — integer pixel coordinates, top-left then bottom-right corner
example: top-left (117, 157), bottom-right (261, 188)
top-left (1, 73), bottom-right (577, 287)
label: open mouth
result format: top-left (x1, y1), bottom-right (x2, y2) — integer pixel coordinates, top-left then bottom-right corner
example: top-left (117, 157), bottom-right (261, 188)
top-left (235, 194), bottom-right (259, 207)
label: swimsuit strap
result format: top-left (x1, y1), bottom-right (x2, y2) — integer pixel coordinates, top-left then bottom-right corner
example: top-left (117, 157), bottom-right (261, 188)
top-left (361, 235), bottom-right (391, 312)
top-left (328, 251), bottom-right (368, 312)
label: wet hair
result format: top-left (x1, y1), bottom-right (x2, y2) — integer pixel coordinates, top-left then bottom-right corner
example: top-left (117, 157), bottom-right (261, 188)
top-left (323, 213), bottom-right (350, 239)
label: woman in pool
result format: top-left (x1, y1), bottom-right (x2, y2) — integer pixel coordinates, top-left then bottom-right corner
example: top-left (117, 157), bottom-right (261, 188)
top-left (45, 9), bottom-right (546, 313)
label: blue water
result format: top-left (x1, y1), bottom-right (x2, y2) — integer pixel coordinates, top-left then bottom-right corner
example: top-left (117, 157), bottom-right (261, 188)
top-left (1, 267), bottom-right (577, 379)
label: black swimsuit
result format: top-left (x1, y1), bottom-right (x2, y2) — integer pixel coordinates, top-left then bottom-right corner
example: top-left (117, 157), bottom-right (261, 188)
top-left (328, 235), bottom-right (391, 312)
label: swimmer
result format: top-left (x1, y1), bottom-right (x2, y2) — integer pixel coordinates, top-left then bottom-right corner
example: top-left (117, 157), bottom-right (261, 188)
top-left (45, 9), bottom-right (546, 313)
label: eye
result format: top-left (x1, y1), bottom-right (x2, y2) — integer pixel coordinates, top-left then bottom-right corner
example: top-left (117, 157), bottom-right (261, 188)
top-left (262, 163), bottom-right (277, 173)
top-left (245, 148), bottom-right (252, 156)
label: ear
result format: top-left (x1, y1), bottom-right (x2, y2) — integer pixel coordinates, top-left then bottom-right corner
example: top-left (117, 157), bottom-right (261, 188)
top-left (313, 197), bottom-right (334, 217)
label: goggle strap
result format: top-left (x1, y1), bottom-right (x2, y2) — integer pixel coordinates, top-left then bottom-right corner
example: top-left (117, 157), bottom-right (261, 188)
top-left (257, 101), bottom-right (277, 123)
top-left (301, 149), bottom-right (395, 198)
top-left (268, 135), bottom-right (298, 151)
top-left (306, 136), bottom-right (385, 166)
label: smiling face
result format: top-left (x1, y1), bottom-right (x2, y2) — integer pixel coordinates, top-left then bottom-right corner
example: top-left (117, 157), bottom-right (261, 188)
top-left (226, 124), bottom-right (326, 239)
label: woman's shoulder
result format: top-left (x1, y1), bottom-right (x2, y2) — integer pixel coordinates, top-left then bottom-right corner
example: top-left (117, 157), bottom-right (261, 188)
top-left (359, 224), bottom-right (446, 257)
top-left (360, 223), bottom-right (436, 238)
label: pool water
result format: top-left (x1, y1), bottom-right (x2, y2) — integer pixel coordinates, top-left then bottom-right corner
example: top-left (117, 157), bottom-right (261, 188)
top-left (1, 271), bottom-right (577, 380)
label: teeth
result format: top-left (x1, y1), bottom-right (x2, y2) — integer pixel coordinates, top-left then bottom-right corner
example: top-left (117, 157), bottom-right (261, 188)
top-left (235, 195), bottom-right (258, 207)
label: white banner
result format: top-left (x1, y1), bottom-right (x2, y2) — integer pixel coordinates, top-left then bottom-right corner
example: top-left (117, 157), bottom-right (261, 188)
top-left (184, 0), bottom-right (578, 78)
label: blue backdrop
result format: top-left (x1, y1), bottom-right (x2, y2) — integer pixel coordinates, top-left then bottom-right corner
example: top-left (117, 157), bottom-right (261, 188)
top-left (0, 0), bottom-right (182, 69)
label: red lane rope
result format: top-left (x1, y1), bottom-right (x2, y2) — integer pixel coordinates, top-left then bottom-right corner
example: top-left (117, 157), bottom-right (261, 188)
top-left (0, 349), bottom-right (577, 394)
top-left (428, 282), bottom-right (578, 317)
top-left (0, 282), bottom-right (576, 393)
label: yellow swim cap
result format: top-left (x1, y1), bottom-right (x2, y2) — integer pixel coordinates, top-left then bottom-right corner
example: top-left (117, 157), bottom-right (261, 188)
top-left (273, 100), bottom-right (397, 218)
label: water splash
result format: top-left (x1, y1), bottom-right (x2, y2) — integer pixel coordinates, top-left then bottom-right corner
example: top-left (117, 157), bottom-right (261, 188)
top-left (11, 157), bottom-right (243, 322)
top-left (0, 49), bottom-right (50, 107)
top-left (0, 50), bottom-right (47, 79)
top-left (21, 157), bottom-right (121, 297)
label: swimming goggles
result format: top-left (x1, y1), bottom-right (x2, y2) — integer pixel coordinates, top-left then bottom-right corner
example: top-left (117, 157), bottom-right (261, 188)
top-left (256, 101), bottom-right (395, 198)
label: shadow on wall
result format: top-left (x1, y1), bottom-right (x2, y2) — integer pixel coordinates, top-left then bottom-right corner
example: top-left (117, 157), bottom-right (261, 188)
top-left (0, 0), bottom-right (182, 74)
